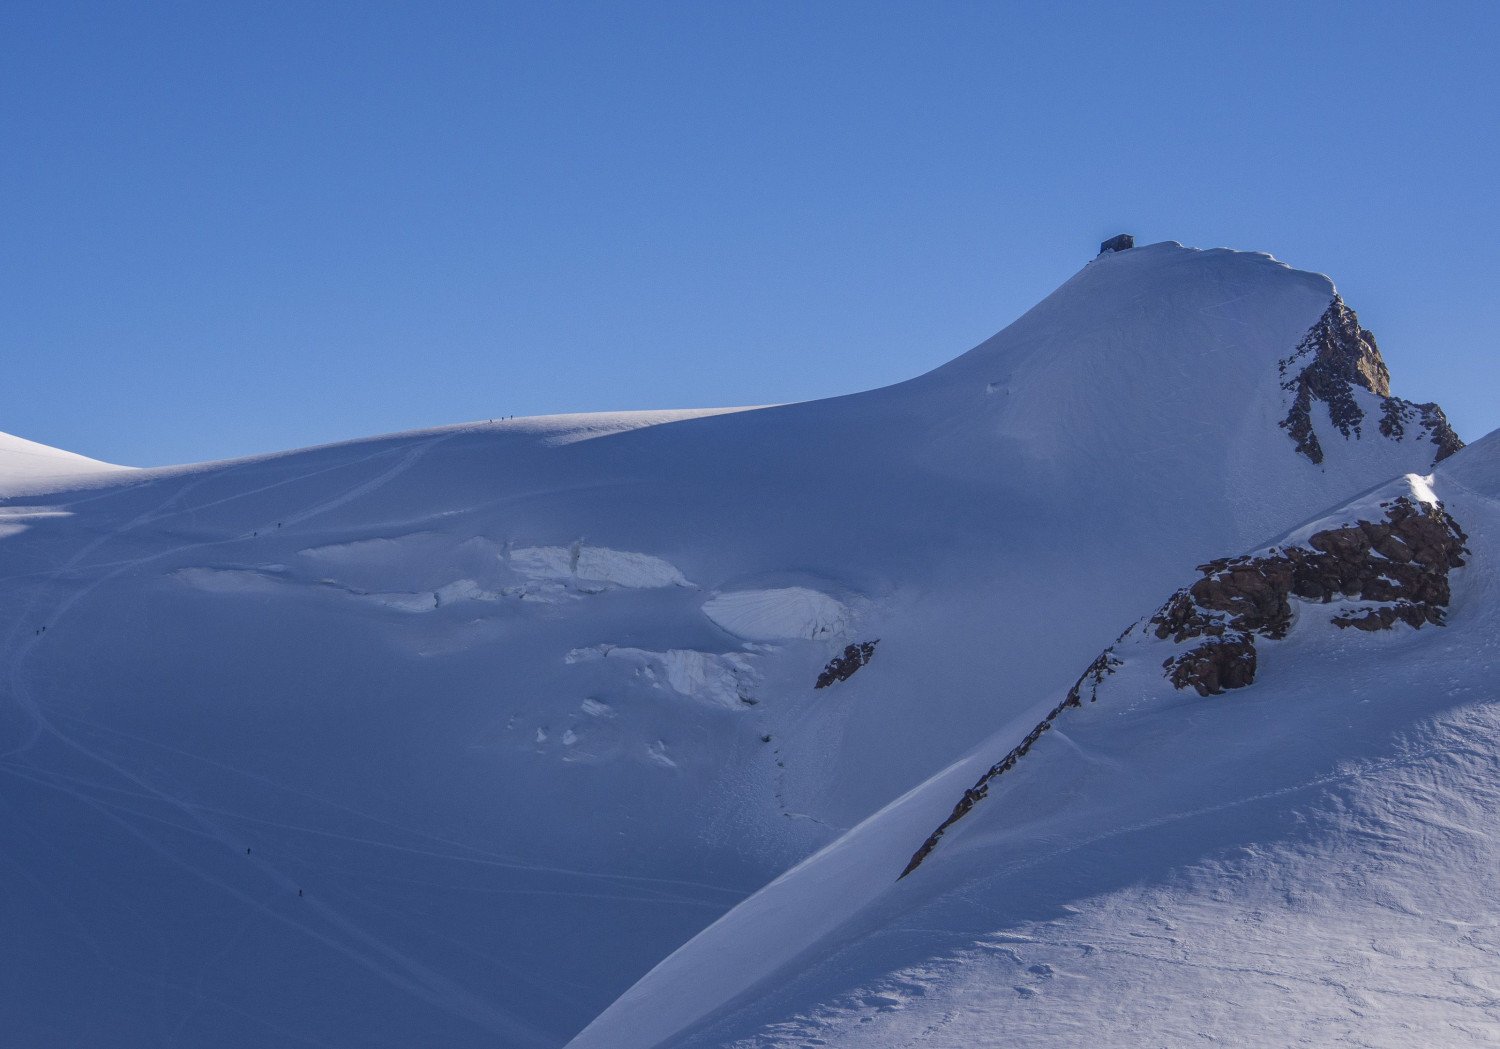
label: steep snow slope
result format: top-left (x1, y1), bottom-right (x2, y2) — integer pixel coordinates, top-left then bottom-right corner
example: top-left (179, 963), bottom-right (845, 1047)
top-left (574, 445), bottom-right (1500, 1049)
top-left (0, 244), bottom-right (1464, 1047)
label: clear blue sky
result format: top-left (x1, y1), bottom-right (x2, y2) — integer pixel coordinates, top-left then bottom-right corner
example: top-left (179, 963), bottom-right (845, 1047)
top-left (4, 2), bottom-right (1497, 466)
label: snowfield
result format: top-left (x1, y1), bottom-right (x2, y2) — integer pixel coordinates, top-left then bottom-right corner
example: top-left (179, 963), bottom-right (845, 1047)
top-left (571, 459), bottom-right (1500, 1049)
top-left (1, 243), bottom-right (1492, 1048)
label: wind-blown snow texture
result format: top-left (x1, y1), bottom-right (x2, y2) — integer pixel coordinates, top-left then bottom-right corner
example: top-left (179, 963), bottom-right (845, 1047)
top-left (0, 244), bottom-right (1484, 1048)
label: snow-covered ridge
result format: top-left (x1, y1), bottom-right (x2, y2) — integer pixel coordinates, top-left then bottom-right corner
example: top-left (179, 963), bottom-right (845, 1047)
top-left (3, 240), bottom-right (1486, 1049)
top-left (0, 429), bottom-right (130, 494)
top-left (900, 473), bottom-right (1470, 879)
top-left (568, 446), bottom-right (1498, 1049)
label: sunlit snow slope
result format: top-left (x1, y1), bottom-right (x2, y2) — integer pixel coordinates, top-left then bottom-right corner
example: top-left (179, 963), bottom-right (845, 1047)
top-left (577, 443), bottom-right (1500, 1049)
top-left (0, 244), bottom-right (1468, 1047)
top-left (0, 430), bottom-right (127, 490)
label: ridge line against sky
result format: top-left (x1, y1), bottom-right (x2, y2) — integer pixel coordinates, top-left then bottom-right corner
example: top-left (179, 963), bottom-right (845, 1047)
top-left (4, 2), bottom-right (1497, 467)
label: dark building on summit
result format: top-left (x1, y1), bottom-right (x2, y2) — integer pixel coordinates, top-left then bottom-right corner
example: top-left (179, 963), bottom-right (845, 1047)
top-left (1099, 233), bottom-right (1134, 254)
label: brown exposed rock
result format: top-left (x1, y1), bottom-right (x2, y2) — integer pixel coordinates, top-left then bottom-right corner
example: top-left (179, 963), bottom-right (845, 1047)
top-left (1165, 634), bottom-right (1257, 696)
top-left (1380, 398), bottom-right (1464, 463)
top-left (1278, 296), bottom-right (1462, 465)
top-left (815, 640), bottom-right (878, 689)
top-left (898, 492), bottom-right (1468, 879)
top-left (1070, 648), bottom-right (1124, 705)
top-left (1332, 601), bottom-right (1441, 631)
top-left (1279, 297), bottom-right (1388, 463)
top-left (1149, 495), bottom-right (1466, 695)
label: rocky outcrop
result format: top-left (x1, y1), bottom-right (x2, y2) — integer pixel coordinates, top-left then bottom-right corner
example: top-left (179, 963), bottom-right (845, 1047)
top-left (1279, 297), bottom-right (1462, 465)
top-left (815, 640), bottom-right (878, 688)
top-left (1151, 495), bottom-right (1467, 695)
top-left (1332, 601), bottom-right (1441, 631)
top-left (898, 490), bottom-right (1468, 879)
top-left (1163, 634), bottom-right (1256, 694)
top-left (1380, 398), bottom-right (1464, 461)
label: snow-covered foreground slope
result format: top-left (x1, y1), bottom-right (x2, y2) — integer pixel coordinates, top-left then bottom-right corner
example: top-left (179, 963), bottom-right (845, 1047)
top-left (575, 444), bottom-right (1500, 1049)
top-left (0, 244), bottom-right (1471, 1047)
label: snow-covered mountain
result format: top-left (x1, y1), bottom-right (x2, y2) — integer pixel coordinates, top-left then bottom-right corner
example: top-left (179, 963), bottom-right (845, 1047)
top-left (574, 453), bottom-right (1500, 1049)
top-left (0, 242), bottom-right (1484, 1048)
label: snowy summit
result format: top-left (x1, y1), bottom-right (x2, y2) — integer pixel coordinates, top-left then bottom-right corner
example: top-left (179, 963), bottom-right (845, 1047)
top-left (2, 242), bottom-right (1494, 1049)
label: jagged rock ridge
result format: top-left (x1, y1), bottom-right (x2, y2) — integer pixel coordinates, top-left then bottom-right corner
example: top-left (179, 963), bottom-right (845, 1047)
top-left (899, 486), bottom-right (1468, 878)
top-left (898, 646), bottom-right (1120, 879)
top-left (1279, 296), bottom-right (1463, 465)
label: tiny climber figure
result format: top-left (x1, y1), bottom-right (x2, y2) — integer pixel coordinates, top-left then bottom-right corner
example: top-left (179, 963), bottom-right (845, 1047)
top-left (298, 889), bottom-right (303, 897)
